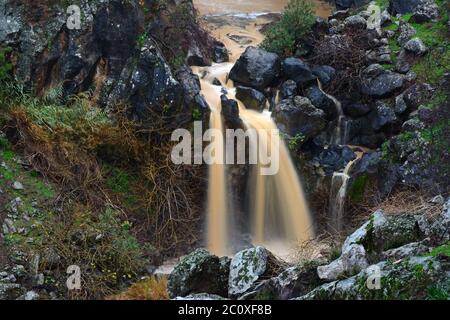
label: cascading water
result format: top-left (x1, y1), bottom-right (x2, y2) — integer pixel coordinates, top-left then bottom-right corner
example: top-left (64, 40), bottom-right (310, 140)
top-left (192, 1), bottom-right (332, 257)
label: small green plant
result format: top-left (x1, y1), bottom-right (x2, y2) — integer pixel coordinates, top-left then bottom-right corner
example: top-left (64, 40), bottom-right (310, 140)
top-left (288, 133), bottom-right (305, 151)
top-left (192, 106), bottom-right (202, 121)
top-left (136, 32), bottom-right (148, 48)
top-left (260, 0), bottom-right (315, 56)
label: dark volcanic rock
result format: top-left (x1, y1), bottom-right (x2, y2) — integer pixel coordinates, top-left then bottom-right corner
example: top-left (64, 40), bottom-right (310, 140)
top-left (272, 96), bottom-right (327, 139)
top-left (315, 145), bottom-right (357, 176)
top-left (229, 46), bottom-right (281, 91)
top-left (235, 86), bottom-right (266, 111)
top-left (221, 95), bottom-right (243, 129)
top-left (279, 80), bottom-right (298, 100)
top-left (305, 86), bottom-right (339, 120)
top-left (360, 64), bottom-right (404, 98)
top-left (369, 102), bottom-right (398, 132)
top-left (213, 41), bottom-right (229, 63)
top-left (311, 65), bottom-right (336, 85)
top-left (281, 57), bottom-right (317, 85)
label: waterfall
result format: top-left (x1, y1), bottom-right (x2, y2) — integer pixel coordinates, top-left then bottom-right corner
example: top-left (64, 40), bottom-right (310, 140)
top-left (316, 80), bottom-right (348, 146)
top-left (190, 1), bottom-right (332, 257)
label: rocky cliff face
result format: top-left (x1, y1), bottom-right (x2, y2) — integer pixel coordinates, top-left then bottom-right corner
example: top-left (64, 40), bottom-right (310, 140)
top-left (0, 0), bottom-right (225, 126)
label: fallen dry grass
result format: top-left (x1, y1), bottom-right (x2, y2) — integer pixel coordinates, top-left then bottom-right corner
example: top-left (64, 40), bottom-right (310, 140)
top-left (107, 276), bottom-right (169, 300)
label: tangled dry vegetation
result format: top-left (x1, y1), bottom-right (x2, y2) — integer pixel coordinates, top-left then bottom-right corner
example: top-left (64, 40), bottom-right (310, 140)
top-left (0, 80), bottom-right (205, 298)
top-left (308, 28), bottom-right (374, 97)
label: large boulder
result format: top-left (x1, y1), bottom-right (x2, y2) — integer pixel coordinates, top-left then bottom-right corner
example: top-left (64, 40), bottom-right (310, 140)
top-left (228, 246), bottom-right (283, 299)
top-left (360, 64), bottom-right (404, 98)
top-left (167, 249), bottom-right (230, 298)
top-left (229, 46), bottom-right (281, 91)
top-left (235, 86), bottom-right (266, 111)
top-left (272, 96), bottom-right (327, 139)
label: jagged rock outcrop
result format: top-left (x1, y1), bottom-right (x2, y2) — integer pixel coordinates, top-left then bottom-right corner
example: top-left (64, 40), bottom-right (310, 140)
top-left (0, 0), bottom-right (224, 126)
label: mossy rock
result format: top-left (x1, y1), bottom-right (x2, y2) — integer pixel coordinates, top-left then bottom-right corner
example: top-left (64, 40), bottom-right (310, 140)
top-left (167, 249), bottom-right (230, 299)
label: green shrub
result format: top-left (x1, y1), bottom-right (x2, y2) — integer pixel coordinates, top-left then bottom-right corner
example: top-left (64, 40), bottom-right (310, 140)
top-left (260, 0), bottom-right (315, 56)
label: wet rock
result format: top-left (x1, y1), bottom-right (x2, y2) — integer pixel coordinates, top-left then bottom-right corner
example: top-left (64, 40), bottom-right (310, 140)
top-left (228, 246), bottom-right (283, 299)
top-left (213, 41), bottom-right (229, 63)
top-left (229, 46), bottom-right (281, 91)
top-left (167, 249), bottom-right (230, 299)
top-left (360, 64), bottom-right (404, 98)
top-left (317, 244), bottom-right (369, 281)
top-left (235, 86), bottom-right (266, 111)
top-left (176, 65), bottom-right (208, 117)
top-left (212, 78), bottom-right (222, 86)
top-left (305, 86), bottom-right (339, 120)
top-left (221, 95), bottom-right (243, 129)
top-left (281, 57), bottom-right (316, 85)
top-left (279, 80), bottom-right (298, 100)
top-left (272, 96), bottom-right (327, 139)
top-left (314, 145), bottom-right (357, 176)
